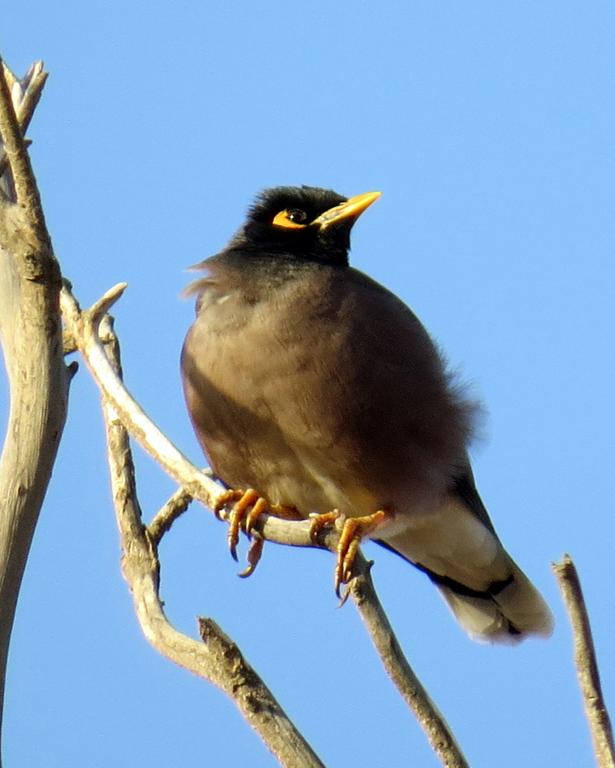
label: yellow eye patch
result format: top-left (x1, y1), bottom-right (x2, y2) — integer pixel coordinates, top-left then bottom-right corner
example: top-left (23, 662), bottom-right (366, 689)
top-left (272, 209), bottom-right (309, 229)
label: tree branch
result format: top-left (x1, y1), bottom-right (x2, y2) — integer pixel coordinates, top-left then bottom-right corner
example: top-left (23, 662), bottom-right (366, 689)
top-left (145, 483), bottom-right (471, 766)
top-left (63, 282), bottom-right (467, 766)
top-left (349, 555), bottom-right (469, 768)
top-left (148, 486), bottom-right (195, 547)
top-left (0, 60), bottom-right (68, 764)
top-left (0, 61), bottom-right (47, 184)
top-left (553, 555), bottom-right (615, 768)
top-left (98, 316), bottom-right (324, 768)
top-left (0, 59), bottom-right (47, 232)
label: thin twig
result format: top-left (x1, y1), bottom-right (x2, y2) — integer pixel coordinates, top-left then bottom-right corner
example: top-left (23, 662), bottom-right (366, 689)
top-left (148, 487), bottom-right (194, 547)
top-left (0, 61), bottom-right (47, 179)
top-left (7, 62), bottom-right (48, 136)
top-left (350, 553), bottom-right (470, 768)
top-left (0, 58), bottom-right (47, 234)
top-left (98, 315), bottom-right (324, 768)
top-left (553, 555), bottom-right (615, 768)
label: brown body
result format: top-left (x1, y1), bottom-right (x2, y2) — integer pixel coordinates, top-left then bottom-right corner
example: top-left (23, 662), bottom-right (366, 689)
top-left (183, 256), bottom-right (472, 521)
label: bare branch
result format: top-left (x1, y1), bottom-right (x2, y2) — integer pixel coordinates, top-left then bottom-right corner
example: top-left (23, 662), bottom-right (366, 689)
top-left (89, 281), bottom-right (127, 324)
top-left (148, 486), bottom-right (194, 546)
top-left (350, 554), bottom-right (469, 768)
top-left (0, 58), bottom-right (47, 233)
top-left (553, 555), bottom-right (615, 768)
top-left (3, 61), bottom-right (48, 138)
top-left (0, 61), bottom-right (47, 182)
top-left (99, 316), bottom-right (324, 768)
top-left (0, 60), bottom-right (67, 762)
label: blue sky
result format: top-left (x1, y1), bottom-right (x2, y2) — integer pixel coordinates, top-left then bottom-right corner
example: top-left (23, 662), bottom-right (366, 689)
top-left (2, 2), bottom-right (615, 766)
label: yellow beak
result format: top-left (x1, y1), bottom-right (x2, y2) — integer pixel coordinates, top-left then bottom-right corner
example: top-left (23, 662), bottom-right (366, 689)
top-left (312, 191), bottom-right (382, 229)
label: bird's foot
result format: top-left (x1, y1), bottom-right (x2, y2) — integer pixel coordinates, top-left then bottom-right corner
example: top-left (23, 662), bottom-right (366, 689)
top-left (214, 488), bottom-right (301, 568)
top-left (214, 488), bottom-right (265, 561)
top-left (310, 509), bottom-right (391, 598)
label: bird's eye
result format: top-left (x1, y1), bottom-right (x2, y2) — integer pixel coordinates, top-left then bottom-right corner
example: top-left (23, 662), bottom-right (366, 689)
top-left (287, 208), bottom-right (308, 223)
top-left (272, 208), bottom-right (310, 229)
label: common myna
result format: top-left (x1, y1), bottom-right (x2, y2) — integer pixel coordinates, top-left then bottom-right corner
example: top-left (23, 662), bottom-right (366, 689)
top-left (181, 186), bottom-right (553, 643)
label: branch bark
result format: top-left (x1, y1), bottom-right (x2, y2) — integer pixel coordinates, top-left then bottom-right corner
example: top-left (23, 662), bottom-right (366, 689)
top-left (553, 555), bottom-right (615, 768)
top-left (0, 60), bottom-right (68, 763)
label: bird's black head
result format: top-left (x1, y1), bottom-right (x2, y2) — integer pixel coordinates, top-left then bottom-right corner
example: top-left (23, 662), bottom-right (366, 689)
top-left (228, 186), bottom-right (381, 267)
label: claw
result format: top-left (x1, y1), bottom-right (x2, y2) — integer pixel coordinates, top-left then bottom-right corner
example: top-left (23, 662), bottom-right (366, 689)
top-left (310, 509), bottom-right (390, 597)
top-left (213, 488), bottom-right (243, 520)
top-left (213, 488), bottom-right (302, 575)
top-left (308, 509), bottom-right (341, 544)
top-left (217, 489), bottom-right (261, 560)
top-left (245, 497), bottom-right (269, 535)
top-left (238, 537), bottom-right (265, 578)
top-left (334, 510), bottom-right (389, 595)
top-left (337, 584), bottom-right (351, 608)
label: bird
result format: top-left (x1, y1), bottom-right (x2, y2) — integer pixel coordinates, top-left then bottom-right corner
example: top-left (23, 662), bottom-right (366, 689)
top-left (181, 185), bottom-right (553, 643)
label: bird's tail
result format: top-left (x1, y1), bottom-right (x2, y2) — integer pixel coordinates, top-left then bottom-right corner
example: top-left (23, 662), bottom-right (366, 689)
top-left (427, 559), bottom-right (553, 643)
top-left (376, 495), bottom-right (553, 643)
